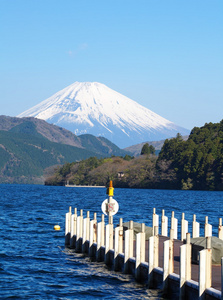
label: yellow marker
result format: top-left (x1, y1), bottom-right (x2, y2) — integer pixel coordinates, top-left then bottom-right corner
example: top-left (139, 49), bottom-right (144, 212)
top-left (108, 180), bottom-right (114, 197)
top-left (54, 225), bottom-right (61, 231)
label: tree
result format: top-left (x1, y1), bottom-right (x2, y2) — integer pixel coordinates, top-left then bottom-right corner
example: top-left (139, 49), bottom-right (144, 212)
top-left (141, 143), bottom-right (155, 155)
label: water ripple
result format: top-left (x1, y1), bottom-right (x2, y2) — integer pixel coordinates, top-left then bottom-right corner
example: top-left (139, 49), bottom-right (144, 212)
top-left (1, 184), bottom-right (222, 299)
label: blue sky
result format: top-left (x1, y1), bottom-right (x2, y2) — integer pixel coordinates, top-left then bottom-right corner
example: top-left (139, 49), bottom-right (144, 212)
top-left (0, 0), bottom-right (222, 131)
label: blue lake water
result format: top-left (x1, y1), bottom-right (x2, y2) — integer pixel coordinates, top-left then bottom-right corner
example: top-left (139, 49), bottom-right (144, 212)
top-left (0, 184), bottom-right (223, 299)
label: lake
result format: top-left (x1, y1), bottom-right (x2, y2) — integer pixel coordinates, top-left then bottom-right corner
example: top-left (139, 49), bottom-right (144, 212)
top-left (1, 184), bottom-right (223, 299)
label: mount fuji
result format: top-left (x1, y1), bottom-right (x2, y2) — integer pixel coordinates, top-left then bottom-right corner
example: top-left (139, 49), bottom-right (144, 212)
top-left (18, 82), bottom-right (190, 148)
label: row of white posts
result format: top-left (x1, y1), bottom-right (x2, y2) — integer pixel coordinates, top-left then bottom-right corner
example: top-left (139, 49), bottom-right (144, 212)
top-left (65, 207), bottom-right (223, 300)
top-left (153, 209), bottom-right (223, 241)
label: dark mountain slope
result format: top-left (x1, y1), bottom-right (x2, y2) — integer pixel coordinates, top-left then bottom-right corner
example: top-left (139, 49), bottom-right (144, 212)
top-left (0, 130), bottom-right (101, 184)
top-left (0, 116), bottom-right (129, 184)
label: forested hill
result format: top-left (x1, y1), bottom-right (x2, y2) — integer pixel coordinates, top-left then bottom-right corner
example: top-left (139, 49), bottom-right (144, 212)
top-left (46, 120), bottom-right (223, 191)
top-left (0, 116), bottom-right (130, 184)
top-left (157, 120), bottom-right (223, 190)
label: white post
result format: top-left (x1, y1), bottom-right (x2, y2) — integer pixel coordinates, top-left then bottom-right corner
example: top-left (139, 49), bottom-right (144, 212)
top-left (192, 214), bottom-right (200, 238)
top-left (181, 212), bottom-right (188, 241)
top-left (180, 233), bottom-right (192, 300)
top-left (76, 209), bottom-right (83, 252)
top-left (89, 212), bottom-right (97, 257)
top-left (82, 211), bottom-right (90, 253)
top-left (218, 218), bottom-right (223, 240)
top-left (204, 216), bottom-right (212, 237)
top-left (70, 207), bottom-right (77, 248)
top-left (65, 206), bottom-right (72, 245)
top-left (221, 257), bottom-right (223, 300)
top-left (199, 236), bottom-right (212, 300)
top-left (96, 214), bottom-right (105, 261)
top-left (163, 230), bottom-right (174, 293)
top-left (114, 218), bottom-right (124, 271)
top-left (124, 220), bottom-right (134, 273)
top-left (171, 211), bottom-right (178, 239)
top-left (135, 223), bottom-right (145, 281)
top-left (153, 208), bottom-right (159, 235)
top-left (105, 216), bottom-right (114, 264)
top-left (161, 209), bottom-right (168, 237)
top-left (148, 226), bottom-right (159, 287)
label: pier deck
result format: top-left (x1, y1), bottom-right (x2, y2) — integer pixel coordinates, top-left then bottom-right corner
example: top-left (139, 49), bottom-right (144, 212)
top-left (65, 206), bottom-right (223, 299)
top-left (148, 237), bottom-right (221, 291)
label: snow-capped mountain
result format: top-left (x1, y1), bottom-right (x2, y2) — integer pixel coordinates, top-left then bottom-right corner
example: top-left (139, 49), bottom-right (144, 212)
top-left (18, 82), bottom-right (190, 148)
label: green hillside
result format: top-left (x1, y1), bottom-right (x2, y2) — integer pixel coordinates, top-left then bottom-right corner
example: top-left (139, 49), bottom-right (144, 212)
top-left (78, 134), bottom-right (128, 156)
top-left (46, 120), bottom-right (223, 191)
top-left (157, 121), bottom-right (223, 190)
top-left (0, 116), bottom-right (130, 184)
top-left (0, 130), bottom-right (102, 184)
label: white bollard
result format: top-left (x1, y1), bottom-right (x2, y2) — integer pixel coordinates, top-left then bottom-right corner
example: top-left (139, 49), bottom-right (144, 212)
top-left (161, 209), bottom-right (168, 237)
top-left (171, 211), bottom-right (178, 239)
top-left (148, 226), bottom-right (159, 287)
top-left (89, 212), bottom-right (97, 256)
top-left (135, 223), bottom-right (145, 281)
top-left (124, 220), bottom-right (134, 273)
top-left (199, 236), bottom-right (212, 299)
top-left (204, 216), bottom-right (212, 237)
top-left (65, 206), bottom-right (72, 245)
top-left (192, 214), bottom-right (200, 238)
top-left (96, 214), bottom-right (105, 261)
top-left (180, 233), bottom-right (191, 300)
top-left (221, 257), bottom-right (223, 300)
top-left (105, 218), bottom-right (114, 264)
top-left (181, 212), bottom-right (188, 241)
top-left (153, 208), bottom-right (159, 235)
top-left (82, 211), bottom-right (90, 253)
top-left (163, 232), bottom-right (174, 292)
top-left (114, 218), bottom-right (124, 271)
top-left (219, 218), bottom-right (223, 240)
top-left (76, 209), bottom-right (83, 252)
top-left (70, 207), bottom-right (77, 248)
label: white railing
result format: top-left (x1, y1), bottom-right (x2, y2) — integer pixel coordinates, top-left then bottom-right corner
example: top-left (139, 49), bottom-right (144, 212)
top-left (65, 206), bottom-right (223, 300)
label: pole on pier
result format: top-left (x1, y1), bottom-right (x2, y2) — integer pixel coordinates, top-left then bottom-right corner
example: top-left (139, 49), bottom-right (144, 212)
top-left (219, 218), bottom-right (223, 240)
top-left (65, 206), bottom-right (72, 245)
top-left (163, 229), bottom-right (174, 293)
top-left (101, 180), bottom-right (119, 265)
top-left (152, 208), bottom-right (159, 235)
top-left (70, 207), bottom-right (77, 248)
top-left (124, 220), bottom-right (134, 273)
top-left (161, 209), bottom-right (168, 237)
top-left (171, 211), bottom-right (178, 239)
top-left (204, 216), bottom-right (212, 237)
top-left (180, 233), bottom-right (191, 300)
top-left (114, 218), bottom-right (124, 271)
top-left (221, 257), bottom-right (223, 300)
top-left (135, 223), bottom-right (145, 281)
top-left (108, 180), bottom-right (114, 225)
top-left (96, 214), bottom-right (105, 261)
top-left (192, 214), bottom-right (200, 238)
top-left (101, 180), bottom-right (118, 219)
top-left (181, 212), bottom-right (188, 241)
top-left (199, 236), bottom-right (212, 300)
top-left (148, 226), bottom-right (159, 288)
top-left (105, 217), bottom-right (113, 264)
top-left (76, 209), bottom-right (83, 252)
top-left (89, 212), bottom-right (97, 257)
top-left (82, 211), bottom-right (90, 253)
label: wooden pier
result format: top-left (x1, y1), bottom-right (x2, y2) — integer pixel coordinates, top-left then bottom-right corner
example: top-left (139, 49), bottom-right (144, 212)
top-left (65, 207), bottom-right (223, 300)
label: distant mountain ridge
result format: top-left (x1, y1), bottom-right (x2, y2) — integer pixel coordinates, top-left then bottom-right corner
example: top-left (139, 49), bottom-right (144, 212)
top-left (18, 82), bottom-right (190, 148)
top-left (0, 116), bottom-right (129, 184)
top-left (124, 135), bottom-right (189, 156)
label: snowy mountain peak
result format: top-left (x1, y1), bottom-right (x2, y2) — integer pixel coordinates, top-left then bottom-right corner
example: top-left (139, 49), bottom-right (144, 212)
top-left (18, 81), bottom-right (189, 148)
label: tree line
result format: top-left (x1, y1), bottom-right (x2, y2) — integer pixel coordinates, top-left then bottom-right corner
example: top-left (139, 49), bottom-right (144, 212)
top-left (45, 120), bottom-right (223, 191)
